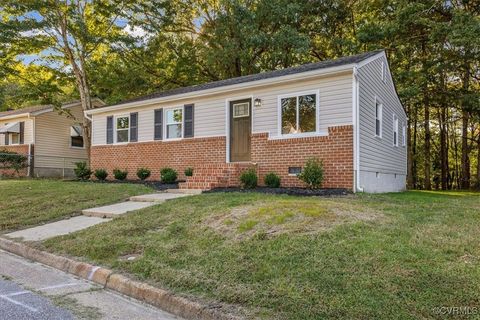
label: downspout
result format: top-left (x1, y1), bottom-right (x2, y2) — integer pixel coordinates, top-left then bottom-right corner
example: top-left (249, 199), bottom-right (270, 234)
top-left (353, 66), bottom-right (364, 192)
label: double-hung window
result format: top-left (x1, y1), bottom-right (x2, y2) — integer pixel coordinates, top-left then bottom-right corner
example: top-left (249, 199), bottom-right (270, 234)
top-left (116, 115), bottom-right (130, 143)
top-left (10, 132), bottom-right (20, 145)
top-left (393, 114), bottom-right (399, 147)
top-left (165, 108), bottom-right (183, 139)
top-left (402, 123), bottom-right (406, 147)
top-left (70, 125), bottom-right (84, 148)
top-left (280, 91), bottom-right (318, 135)
top-left (375, 100), bottom-right (382, 137)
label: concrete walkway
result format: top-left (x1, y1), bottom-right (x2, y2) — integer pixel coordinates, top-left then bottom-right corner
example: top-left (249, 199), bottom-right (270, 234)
top-left (5, 190), bottom-right (197, 242)
top-left (5, 216), bottom-right (109, 242)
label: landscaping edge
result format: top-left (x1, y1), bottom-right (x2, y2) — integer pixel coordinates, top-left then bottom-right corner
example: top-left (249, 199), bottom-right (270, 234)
top-left (0, 237), bottom-right (240, 320)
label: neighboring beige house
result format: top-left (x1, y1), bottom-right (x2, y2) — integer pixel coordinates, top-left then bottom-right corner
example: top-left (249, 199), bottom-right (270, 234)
top-left (0, 99), bottom-right (104, 177)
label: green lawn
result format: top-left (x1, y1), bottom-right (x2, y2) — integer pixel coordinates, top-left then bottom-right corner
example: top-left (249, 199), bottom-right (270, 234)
top-left (0, 180), bottom-right (153, 231)
top-left (41, 191), bottom-right (480, 319)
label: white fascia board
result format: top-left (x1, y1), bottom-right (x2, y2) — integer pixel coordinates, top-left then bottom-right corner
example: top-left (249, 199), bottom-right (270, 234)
top-left (0, 113), bottom-right (32, 121)
top-left (86, 64), bottom-right (355, 115)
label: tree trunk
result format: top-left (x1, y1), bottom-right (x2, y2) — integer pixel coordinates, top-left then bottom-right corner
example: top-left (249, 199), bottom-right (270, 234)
top-left (439, 107), bottom-right (448, 190)
top-left (424, 104), bottom-right (431, 190)
top-left (460, 110), bottom-right (470, 189)
top-left (407, 104), bottom-right (416, 189)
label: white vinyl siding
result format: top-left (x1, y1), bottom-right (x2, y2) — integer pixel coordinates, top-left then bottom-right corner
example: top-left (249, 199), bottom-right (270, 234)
top-left (90, 71), bottom-right (353, 145)
top-left (358, 56), bottom-right (407, 175)
top-left (34, 104), bottom-right (88, 169)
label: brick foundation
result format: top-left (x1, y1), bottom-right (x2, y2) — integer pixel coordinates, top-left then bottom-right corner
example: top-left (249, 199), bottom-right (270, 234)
top-left (0, 145), bottom-right (31, 177)
top-left (90, 125), bottom-right (354, 189)
top-left (251, 126), bottom-right (353, 189)
top-left (91, 136), bottom-right (226, 181)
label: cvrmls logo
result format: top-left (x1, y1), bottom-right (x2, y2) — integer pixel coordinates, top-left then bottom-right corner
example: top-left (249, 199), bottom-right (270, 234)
top-left (433, 306), bottom-right (478, 315)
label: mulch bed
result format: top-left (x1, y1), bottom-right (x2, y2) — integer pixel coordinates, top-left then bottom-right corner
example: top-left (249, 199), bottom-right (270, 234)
top-left (205, 187), bottom-right (351, 197)
top-left (73, 179), bottom-right (181, 191)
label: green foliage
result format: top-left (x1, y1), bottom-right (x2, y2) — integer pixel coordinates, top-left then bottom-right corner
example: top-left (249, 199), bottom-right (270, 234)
top-left (0, 150), bottom-right (28, 173)
top-left (136, 167), bottom-right (151, 180)
top-left (240, 168), bottom-right (258, 189)
top-left (160, 167), bottom-right (177, 183)
top-left (113, 169), bottom-right (128, 181)
top-left (73, 162), bottom-right (92, 181)
top-left (184, 167), bottom-right (194, 177)
top-left (298, 158), bottom-right (324, 189)
top-left (94, 169), bottom-right (108, 181)
top-left (264, 172), bottom-right (281, 188)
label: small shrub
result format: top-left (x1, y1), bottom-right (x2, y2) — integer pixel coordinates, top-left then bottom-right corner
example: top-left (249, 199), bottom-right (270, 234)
top-left (184, 167), bottom-right (194, 177)
top-left (240, 168), bottom-right (258, 189)
top-left (113, 168), bottom-right (128, 181)
top-left (74, 161), bottom-right (92, 180)
top-left (0, 150), bottom-right (28, 173)
top-left (264, 172), bottom-right (281, 188)
top-left (298, 157), bottom-right (324, 189)
top-left (94, 169), bottom-right (108, 181)
top-left (160, 167), bottom-right (178, 183)
top-left (136, 167), bottom-right (151, 180)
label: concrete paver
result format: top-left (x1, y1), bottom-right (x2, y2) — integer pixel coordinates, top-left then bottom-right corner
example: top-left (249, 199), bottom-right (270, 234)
top-left (82, 201), bottom-right (156, 218)
top-left (129, 192), bottom-right (192, 202)
top-left (4, 216), bottom-right (109, 242)
top-left (0, 249), bottom-right (180, 320)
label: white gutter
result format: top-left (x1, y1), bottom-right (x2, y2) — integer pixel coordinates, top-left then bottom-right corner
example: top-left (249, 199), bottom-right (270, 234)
top-left (86, 64), bottom-right (356, 115)
top-left (352, 66), bottom-right (363, 192)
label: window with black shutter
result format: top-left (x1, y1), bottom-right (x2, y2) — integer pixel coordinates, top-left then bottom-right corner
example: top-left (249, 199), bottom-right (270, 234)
top-left (130, 112), bottom-right (138, 142)
top-left (106, 116), bottom-right (113, 144)
top-left (184, 104), bottom-right (194, 138)
top-left (154, 109), bottom-right (163, 140)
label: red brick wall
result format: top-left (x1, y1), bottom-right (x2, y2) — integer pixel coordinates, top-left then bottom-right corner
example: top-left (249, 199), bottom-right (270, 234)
top-left (90, 125), bottom-right (354, 189)
top-left (91, 136), bottom-right (226, 181)
top-left (251, 125), bottom-right (353, 189)
top-left (0, 144), bottom-right (31, 177)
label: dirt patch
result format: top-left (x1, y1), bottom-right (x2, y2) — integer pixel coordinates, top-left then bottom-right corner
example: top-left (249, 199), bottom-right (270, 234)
top-left (205, 200), bottom-right (383, 240)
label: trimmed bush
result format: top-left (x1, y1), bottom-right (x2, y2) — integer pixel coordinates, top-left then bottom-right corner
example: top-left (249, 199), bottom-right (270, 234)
top-left (136, 167), bottom-right (151, 180)
top-left (240, 168), bottom-right (258, 189)
top-left (113, 169), bottom-right (128, 181)
top-left (74, 161), bottom-right (92, 180)
top-left (264, 172), bottom-right (281, 188)
top-left (94, 169), bottom-right (108, 181)
top-left (160, 167), bottom-right (178, 183)
top-left (298, 157), bottom-right (324, 189)
top-left (0, 150), bottom-right (28, 173)
top-left (184, 167), bottom-right (194, 177)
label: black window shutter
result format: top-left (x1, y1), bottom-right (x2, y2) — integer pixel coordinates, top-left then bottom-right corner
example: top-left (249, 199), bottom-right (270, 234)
top-left (19, 121), bottom-right (25, 144)
top-left (130, 112), bottom-right (138, 142)
top-left (106, 116), bottom-right (113, 144)
top-left (184, 104), bottom-right (194, 138)
top-left (5, 132), bottom-right (9, 145)
top-left (154, 109), bottom-right (163, 140)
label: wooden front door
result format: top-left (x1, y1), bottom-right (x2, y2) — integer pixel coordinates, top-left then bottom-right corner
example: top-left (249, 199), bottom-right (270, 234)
top-left (230, 99), bottom-right (252, 162)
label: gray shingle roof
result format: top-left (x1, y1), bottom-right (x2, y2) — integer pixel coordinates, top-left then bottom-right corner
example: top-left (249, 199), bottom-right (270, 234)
top-left (106, 50), bottom-right (383, 108)
top-left (0, 105), bottom-right (52, 118)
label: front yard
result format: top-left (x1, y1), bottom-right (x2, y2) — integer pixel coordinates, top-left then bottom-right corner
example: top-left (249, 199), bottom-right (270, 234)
top-left (0, 180), bottom-right (153, 231)
top-left (36, 189), bottom-right (480, 319)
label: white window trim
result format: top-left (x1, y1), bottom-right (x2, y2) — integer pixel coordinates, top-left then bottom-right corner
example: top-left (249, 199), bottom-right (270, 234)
top-left (277, 89), bottom-right (320, 138)
top-left (374, 96), bottom-right (383, 138)
top-left (393, 114), bottom-right (399, 147)
top-left (70, 125), bottom-right (85, 149)
top-left (402, 123), bottom-right (406, 147)
top-left (114, 114), bottom-right (130, 144)
top-left (164, 106), bottom-right (184, 141)
top-left (9, 133), bottom-right (20, 145)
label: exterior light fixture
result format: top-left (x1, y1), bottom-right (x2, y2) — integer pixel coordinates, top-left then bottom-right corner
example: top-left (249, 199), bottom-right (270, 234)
top-left (254, 98), bottom-right (262, 108)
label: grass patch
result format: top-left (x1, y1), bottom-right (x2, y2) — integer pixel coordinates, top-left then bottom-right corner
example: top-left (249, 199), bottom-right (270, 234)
top-left (0, 179), bottom-right (153, 231)
top-left (41, 191), bottom-right (480, 319)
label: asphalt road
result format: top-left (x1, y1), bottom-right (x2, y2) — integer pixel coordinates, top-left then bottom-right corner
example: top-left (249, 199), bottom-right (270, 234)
top-left (0, 249), bottom-right (180, 320)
